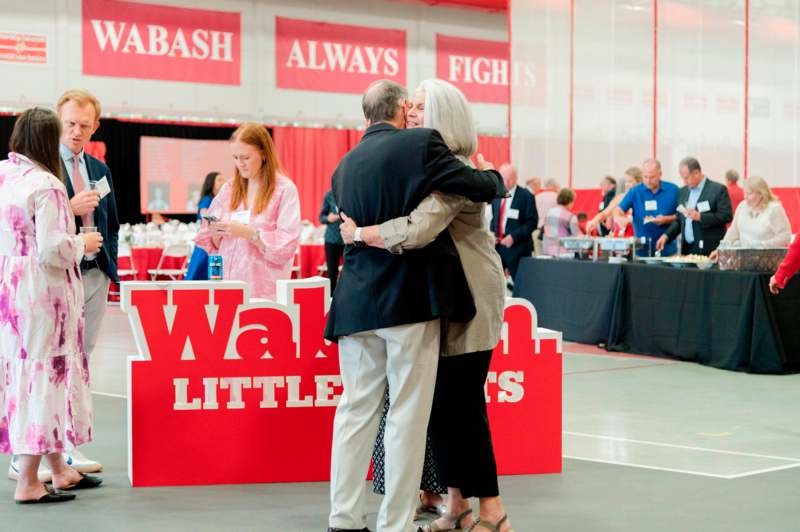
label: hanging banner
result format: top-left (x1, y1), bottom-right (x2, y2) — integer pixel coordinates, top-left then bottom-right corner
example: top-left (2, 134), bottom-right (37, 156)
top-left (0, 31), bottom-right (47, 65)
top-left (121, 278), bottom-right (562, 486)
top-left (275, 17), bottom-right (406, 94)
top-left (436, 34), bottom-right (544, 105)
top-left (82, 0), bottom-right (241, 85)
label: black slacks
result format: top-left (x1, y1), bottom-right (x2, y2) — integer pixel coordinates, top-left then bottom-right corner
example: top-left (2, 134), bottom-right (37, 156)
top-left (496, 244), bottom-right (531, 282)
top-left (428, 350), bottom-right (499, 498)
top-left (324, 242), bottom-right (345, 292)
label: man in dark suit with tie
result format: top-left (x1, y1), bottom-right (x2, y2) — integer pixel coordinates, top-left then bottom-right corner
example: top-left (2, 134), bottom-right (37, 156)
top-left (656, 157), bottom-right (732, 255)
top-left (58, 89), bottom-right (119, 472)
top-left (324, 80), bottom-right (505, 532)
top-left (490, 163), bottom-right (538, 284)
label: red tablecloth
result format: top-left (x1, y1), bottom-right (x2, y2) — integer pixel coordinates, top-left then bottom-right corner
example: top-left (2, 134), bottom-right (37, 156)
top-left (109, 247), bottom-right (186, 302)
top-left (122, 247), bottom-right (163, 281)
top-left (112, 245), bottom-right (326, 301)
top-left (298, 244), bottom-right (327, 278)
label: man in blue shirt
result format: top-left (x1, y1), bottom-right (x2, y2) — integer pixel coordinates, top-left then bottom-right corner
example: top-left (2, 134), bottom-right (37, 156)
top-left (613, 159), bottom-right (679, 256)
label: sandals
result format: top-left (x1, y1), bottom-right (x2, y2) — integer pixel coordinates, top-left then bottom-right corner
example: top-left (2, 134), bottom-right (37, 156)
top-left (15, 486), bottom-right (76, 505)
top-left (414, 492), bottom-right (446, 520)
top-left (56, 472), bottom-right (103, 491)
top-left (417, 508), bottom-right (473, 532)
top-left (466, 514), bottom-right (514, 532)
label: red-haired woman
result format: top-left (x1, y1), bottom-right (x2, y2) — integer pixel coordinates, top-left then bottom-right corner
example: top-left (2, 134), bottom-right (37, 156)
top-left (196, 123), bottom-right (301, 300)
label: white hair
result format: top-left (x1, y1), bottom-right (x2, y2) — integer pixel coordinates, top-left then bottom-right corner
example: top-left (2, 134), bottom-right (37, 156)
top-left (544, 178), bottom-right (559, 189)
top-left (417, 78), bottom-right (478, 159)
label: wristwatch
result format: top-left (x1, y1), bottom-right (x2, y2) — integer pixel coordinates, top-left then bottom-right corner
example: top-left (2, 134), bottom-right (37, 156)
top-left (353, 227), bottom-right (366, 248)
top-left (249, 229), bottom-right (261, 244)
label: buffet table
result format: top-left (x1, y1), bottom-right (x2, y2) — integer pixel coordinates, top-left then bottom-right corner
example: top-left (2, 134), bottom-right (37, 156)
top-left (514, 257), bottom-right (800, 374)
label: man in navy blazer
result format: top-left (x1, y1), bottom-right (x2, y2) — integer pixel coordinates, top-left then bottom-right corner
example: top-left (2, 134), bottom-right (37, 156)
top-left (656, 157), bottom-right (732, 256)
top-left (325, 80), bottom-right (505, 532)
top-left (490, 163), bottom-right (538, 283)
top-left (58, 89), bottom-right (119, 472)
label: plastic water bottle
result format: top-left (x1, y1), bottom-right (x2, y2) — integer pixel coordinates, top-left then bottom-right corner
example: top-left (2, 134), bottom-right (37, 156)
top-left (209, 255), bottom-right (223, 280)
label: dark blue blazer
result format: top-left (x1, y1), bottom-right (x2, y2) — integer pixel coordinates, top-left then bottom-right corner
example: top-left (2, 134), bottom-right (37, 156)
top-left (63, 153), bottom-right (120, 283)
top-left (490, 186), bottom-right (538, 255)
top-left (324, 123), bottom-right (506, 340)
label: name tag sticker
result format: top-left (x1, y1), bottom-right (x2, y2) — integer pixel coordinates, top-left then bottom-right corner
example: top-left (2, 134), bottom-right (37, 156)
top-left (697, 200), bottom-right (711, 213)
top-left (645, 200), bottom-right (658, 211)
top-left (231, 210), bottom-right (251, 225)
top-left (93, 176), bottom-right (111, 199)
top-left (506, 208), bottom-right (520, 220)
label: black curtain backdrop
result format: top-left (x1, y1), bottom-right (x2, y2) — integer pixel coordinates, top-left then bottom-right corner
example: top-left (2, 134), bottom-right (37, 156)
top-left (0, 114), bottom-right (255, 224)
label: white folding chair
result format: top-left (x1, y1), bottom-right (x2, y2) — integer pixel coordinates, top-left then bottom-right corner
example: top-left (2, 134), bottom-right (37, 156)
top-left (317, 263), bottom-right (343, 277)
top-left (291, 247), bottom-right (301, 278)
top-left (117, 243), bottom-right (138, 280)
top-left (148, 243), bottom-right (192, 281)
top-left (108, 242), bottom-right (138, 306)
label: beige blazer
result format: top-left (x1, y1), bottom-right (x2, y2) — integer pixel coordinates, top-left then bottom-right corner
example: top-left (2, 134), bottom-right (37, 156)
top-left (379, 192), bottom-right (506, 356)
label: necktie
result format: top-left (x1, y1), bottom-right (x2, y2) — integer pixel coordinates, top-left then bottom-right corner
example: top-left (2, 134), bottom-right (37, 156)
top-left (684, 189), bottom-right (698, 245)
top-left (497, 198), bottom-right (507, 240)
top-left (71, 155), bottom-right (93, 228)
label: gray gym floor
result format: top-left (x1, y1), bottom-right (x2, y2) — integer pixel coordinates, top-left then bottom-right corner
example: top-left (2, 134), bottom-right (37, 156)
top-left (2, 308), bottom-right (799, 531)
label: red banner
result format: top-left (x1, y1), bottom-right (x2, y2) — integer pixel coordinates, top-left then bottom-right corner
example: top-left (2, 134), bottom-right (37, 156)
top-left (275, 17), bottom-right (406, 94)
top-left (121, 279), bottom-right (561, 486)
top-left (82, 0), bottom-right (240, 85)
top-left (436, 34), bottom-right (544, 105)
top-left (0, 31), bottom-right (47, 64)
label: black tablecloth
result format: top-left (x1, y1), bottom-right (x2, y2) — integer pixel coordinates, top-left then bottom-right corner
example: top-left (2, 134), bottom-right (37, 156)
top-left (514, 259), bottom-right (622, 345)
top-left (514, 258), bottom-right (800, 374)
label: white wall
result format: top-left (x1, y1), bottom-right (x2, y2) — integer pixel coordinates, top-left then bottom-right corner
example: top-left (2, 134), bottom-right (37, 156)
top-left (0, 0), bottom-right (508, 133)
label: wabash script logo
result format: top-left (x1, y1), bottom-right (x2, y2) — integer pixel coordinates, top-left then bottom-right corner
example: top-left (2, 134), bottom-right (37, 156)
top-left (275, 17), bottom-right (406, 94)
top-left (82, 0), bottom-right (240, 85)
top-left (121, 279), bottom-right (561, 486)
top-left (436, 34), bottom-right (544, 105)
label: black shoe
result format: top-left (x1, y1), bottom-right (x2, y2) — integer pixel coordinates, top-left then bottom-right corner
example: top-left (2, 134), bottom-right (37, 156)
top-left (327, 528), bottom-right (371, 532)
top-left (15, 487), bottom-right (76, 504)
top-left (60, 472), bottom-right (103, 491)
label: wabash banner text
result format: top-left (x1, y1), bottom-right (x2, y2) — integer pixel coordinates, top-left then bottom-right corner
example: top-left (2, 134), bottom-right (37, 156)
top-left (435, 34), bottom-right (544, 105)
top-left (121, 279), bottom-right (561, 487)
top-left (275, 17), bottom-right (406, 94)
top-left (82, 0), bottom-right (241, 85)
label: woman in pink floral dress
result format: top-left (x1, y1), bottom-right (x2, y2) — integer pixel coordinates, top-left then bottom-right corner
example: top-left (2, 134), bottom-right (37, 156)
top-left (0, 108), bottom-right (104, 504)
top-left (196, 123), bottom-right (300, 300)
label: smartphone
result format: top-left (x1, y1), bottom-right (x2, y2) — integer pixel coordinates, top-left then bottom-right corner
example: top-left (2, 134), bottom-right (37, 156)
top-left (202, 214), bottom-right (220, 223)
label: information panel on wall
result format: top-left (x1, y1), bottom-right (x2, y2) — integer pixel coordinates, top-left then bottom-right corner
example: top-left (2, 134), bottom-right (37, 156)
top-left (139, 137), bottom-right (231, 214)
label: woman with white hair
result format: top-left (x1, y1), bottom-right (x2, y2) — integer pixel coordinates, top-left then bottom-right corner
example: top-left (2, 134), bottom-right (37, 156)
top-left (341, 78), bottom-right (514, 532)
top-left (710, 175), bottom-right (791, 261)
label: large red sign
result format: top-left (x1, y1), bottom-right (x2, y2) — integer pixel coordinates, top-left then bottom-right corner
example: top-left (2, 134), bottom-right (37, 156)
top-left (436, 34), bottom-right (544, 105)
top-left (82, 0), bottom-right (240, 85)
top-left (275, 17), bottom-right (406, 94)
top-left (121, 279), bottom-right (561, 487)
top-left (0, 31), bottom-right (47, 65)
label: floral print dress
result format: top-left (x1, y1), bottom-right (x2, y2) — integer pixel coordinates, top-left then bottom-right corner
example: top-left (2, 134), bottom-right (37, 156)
top-left (0, 153), bottom-right (93, 455)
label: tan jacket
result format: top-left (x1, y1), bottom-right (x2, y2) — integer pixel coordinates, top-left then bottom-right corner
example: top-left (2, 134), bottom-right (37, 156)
top-left (379, 192), bottom-right (506, 355)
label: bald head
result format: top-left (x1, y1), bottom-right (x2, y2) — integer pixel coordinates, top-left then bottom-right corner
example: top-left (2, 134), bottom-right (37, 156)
top-left (527, 176), bottom-right (542, 193)
top-left (362, 80), bottom-right (407, 127)
top-left (499, 163), bottom-right (517, 189)
top-left (642, 159), bottom-right (662, 192)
